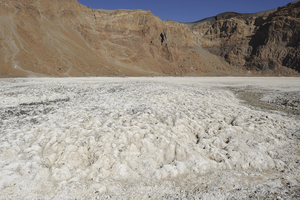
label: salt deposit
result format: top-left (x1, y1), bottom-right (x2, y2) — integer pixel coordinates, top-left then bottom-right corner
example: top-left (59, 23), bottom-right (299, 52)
top-left (0, 77), bottom-right (299, 199)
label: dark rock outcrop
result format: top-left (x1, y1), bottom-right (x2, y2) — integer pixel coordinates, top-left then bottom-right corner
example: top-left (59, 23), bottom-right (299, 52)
top-left (189, 0), bottom-right (300, 75)
top-left (248, 1), bottom-right (300, 73)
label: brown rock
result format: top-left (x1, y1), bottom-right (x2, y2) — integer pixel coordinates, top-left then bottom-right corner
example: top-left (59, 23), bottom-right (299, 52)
top-left (188, 1), bottom-right (300, 75)
top-left (0, 0), bottom-right (299, 77)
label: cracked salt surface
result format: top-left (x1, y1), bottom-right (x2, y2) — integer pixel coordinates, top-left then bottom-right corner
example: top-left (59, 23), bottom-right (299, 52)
top-left (0, 77), bottom-right (299, 199)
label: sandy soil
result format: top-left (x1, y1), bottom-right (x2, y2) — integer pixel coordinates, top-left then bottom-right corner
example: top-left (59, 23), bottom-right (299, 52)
top-left (0, 77), bottom-right (299, 199)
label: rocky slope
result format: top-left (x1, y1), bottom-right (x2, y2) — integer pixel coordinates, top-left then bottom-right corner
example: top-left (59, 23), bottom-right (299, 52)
top-left (0, 0), bottom-right (299, 77)
top-left (0, 0), bottom-right (230, 77)
top-left (189, 0), bottom-right (300, 76)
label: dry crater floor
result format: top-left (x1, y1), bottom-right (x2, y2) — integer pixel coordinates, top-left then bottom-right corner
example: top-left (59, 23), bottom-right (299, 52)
top-left (0, 77), bottom-right (299, 199)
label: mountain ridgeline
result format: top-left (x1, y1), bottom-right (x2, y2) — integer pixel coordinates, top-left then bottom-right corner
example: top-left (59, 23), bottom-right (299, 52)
top-left (0, 0), bottom-right (299, 77)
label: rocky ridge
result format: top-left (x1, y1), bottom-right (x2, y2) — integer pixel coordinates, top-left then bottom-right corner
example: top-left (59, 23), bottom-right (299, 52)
top-left (0, 0), bottom-right (299, 77)
top-left (189, 0), bottom-right (300, 75)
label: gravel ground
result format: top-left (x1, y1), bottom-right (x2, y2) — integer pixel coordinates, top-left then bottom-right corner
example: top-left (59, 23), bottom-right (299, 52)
top-left (232, 87), bottom-right (300, 116)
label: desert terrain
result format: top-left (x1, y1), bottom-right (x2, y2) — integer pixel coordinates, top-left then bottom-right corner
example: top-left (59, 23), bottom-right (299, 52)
top-left (1, 0), bottom-right (300, 199)
top-left (0, 77), bottom-right (299, 199)
top-left (1, 0), bottom-right (300, 77)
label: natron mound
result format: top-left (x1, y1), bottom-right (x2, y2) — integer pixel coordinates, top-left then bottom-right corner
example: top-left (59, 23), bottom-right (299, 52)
top-left (0, 77), bottom-right (299, 199)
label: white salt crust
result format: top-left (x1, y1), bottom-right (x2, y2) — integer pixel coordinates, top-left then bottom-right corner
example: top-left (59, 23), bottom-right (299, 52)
top-left (0, 77), bottom-right (299, 199)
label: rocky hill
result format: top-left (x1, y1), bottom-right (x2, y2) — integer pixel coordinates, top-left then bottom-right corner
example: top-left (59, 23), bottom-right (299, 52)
top-left (188, 1), bottom-right (300, 76)
top-left (0, 0), bottom-right (299, 77)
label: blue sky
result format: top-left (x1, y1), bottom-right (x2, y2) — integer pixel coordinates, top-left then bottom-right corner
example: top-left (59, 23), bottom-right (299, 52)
top-left (77, 0), bottom-right (294, 22)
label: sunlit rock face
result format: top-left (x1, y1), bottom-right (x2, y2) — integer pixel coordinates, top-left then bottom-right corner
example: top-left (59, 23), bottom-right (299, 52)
top-left (0, 0), bottom-right (228, 77)
top-left (0, 0), bottom-right (299, 77)
top-left (188, 1), bottom-right (300, 75)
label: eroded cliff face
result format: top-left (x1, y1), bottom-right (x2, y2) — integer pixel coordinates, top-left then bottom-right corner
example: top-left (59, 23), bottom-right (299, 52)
top-left (189, 1), bottom-right (300, 75)
top-left (189, 13), bottom-right (259, 67)
top-left (0, 0), bottom-right (230, 77)
top-left (248, 1), bottom-right (300, 73)
top-left (0, 0), bottom-right (121, 77)
top-left (0, 0), bottom-right (299, 77)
